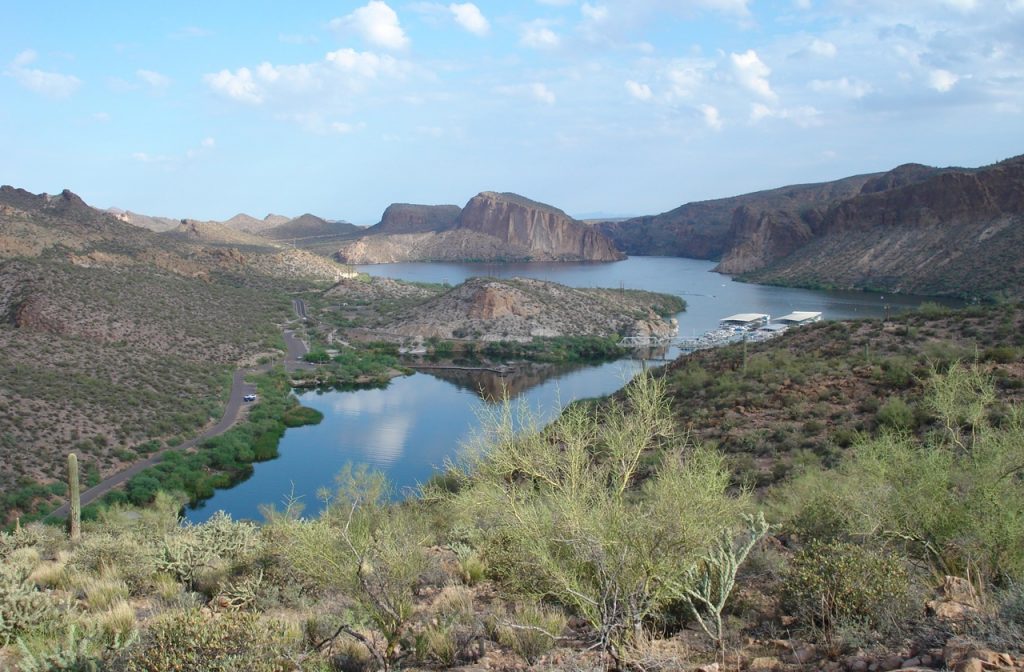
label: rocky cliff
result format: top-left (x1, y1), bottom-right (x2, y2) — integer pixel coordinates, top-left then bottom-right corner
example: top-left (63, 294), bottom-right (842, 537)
top-left (742, 156), bottom-right (1024, 297)
top-left (370, 203), bottom-right (461, 234)
top-left (597, 174), bottom-right (876, 259)
top-left (335, 191), bottom-right (625, 263)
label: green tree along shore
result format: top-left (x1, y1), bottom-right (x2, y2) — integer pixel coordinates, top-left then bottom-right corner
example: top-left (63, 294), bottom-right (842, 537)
top-left (79, 371), bottom-right (324, 519)
top-left (3, 302), bottom-right (1024, 671)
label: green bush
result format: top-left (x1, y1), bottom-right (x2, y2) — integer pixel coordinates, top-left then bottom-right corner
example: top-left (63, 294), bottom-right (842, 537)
top-left (112, 609), bottom-right (294, 672)
top-left (876, 397), bottom-right (914, 430)
top-left (452, 371), bottom-right (755, 664)
top-left (784, 540), bottom-right (909, 631)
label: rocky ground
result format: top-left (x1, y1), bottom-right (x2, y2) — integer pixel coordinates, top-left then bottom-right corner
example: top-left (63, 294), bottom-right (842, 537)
top-left (322, 275), bottom-right (681, 344)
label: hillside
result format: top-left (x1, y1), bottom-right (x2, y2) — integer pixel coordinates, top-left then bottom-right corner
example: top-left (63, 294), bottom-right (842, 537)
top-left (3, 303), bottom-right (1024, 672)
top-left (262, 214), bottom-right (361, 241)
top-left (372, 276), bottom-right (679, 341)
top-left (0, 186), bottom-right (356, 523)
top-left (741, 156), bottom-right (1024, 298)
top-left (596, 173), bottom-right (878, 259)
top-left (164, 220), bottom-right (280, 249)
top-left (335, 191), bottom-right (624, 263)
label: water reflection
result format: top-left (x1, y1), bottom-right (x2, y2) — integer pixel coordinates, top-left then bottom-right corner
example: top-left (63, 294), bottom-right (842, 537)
top-left (419, 362), bottom-right (590, 401)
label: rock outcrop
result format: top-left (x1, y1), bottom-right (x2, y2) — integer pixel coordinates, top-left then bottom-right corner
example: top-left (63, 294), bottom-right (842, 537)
top-left (597, 173), bottom-right (875, 259)
top-left (335, 192), bottom-right (624, 264)
top-left (376, 276), bottom-right (675, 341)
top-left (371, 203), bottom-right (461, 234)
top-left (456, 192), bottom-right (624, 262)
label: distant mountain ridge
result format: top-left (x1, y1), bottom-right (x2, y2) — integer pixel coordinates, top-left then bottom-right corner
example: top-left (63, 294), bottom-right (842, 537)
top-left (335, 191), bottom-right (624, 263)
top-left (741, 155), bottom-right (1024, 297)
top-left (596, 154), bottom-right (1024, 298)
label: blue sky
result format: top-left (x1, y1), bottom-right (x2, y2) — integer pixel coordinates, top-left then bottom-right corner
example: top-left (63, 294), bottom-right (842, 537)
top-left (2, 1), bottom-right (1022, 223)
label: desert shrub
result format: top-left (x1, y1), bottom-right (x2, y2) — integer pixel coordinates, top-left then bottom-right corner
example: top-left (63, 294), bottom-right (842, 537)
top-left (777, 364), bottom-right (1024, 584)
top-left (452, 371), bottom-right (756, 665)
top-left (785, 540), bottom-right (908, 633)
top-left (14, 624), bottom-right (110, 672)
top-left (0, 564), bottom-right (63, 646)
top-left (876, 397), bottom-right (914, 430)
top-left (112, 609), bottom-right (294, 672)
top-left (491, 602), bottom-right (567, 665)
top-left (66, 533), bottom-right (157, 595)
top-left (270, 466), bottom-right (428, 669)
top-left (156, 512), bottom-right (261, 590)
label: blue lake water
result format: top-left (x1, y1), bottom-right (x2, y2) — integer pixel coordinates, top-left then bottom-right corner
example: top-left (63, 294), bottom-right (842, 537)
top-left (186, 256), bottom-right (960, 522)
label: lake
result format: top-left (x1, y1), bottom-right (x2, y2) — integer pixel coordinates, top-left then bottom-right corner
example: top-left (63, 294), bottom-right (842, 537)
top-left (186, 257), bottom-right (959, 522)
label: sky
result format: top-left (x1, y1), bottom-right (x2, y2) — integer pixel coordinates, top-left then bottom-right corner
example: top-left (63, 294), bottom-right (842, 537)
top-left (1, 1), bottom-right (1022, 224)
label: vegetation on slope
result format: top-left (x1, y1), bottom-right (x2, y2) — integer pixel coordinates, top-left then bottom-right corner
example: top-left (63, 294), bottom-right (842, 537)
top-left (0, 259), bottom-right (292, 525)
top-left (2, 354), bottom-right (1024, 671)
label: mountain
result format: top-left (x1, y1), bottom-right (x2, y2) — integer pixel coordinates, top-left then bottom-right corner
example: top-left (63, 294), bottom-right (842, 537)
top-left (596, 173), bottom-right (878, 259)
top-left (741, 156), bottom-right (1024, 297)
top-left (335, 191), bottom-right (624, 263)
top-left (165, 219), bottom-right (280, 248)
top-left (263, 213), bottom-right (361, 242)
top-left (221, 212), bottom-right (290, 234)
top-left (369, 203), bottom-right (462, 234)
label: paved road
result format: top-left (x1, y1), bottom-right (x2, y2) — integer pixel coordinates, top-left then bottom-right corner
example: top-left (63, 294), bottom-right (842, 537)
top-left (53, 369), bottom-right (258, 517)
top-left (53, 307), bottom-right (316, 519)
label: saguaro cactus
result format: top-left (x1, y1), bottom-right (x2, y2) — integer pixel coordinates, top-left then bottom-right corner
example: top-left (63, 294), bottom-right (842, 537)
top-left (67, 453), bottom-right (81, 541)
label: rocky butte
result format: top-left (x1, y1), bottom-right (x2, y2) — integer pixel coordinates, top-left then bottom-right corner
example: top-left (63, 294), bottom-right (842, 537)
top-left (334, 191), bottom-right (624, 264)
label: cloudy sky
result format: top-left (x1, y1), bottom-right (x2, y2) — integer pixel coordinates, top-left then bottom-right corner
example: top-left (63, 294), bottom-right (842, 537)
top-left (2, 1), bottom-right (1022, 223)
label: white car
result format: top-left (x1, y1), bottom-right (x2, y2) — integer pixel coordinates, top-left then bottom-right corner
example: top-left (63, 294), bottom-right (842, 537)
top-left (243, 394), bottom-right (257, 402)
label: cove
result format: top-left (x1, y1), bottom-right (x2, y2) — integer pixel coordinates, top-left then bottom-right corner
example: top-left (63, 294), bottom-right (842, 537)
top-left (185, 257), bottom-right (961, 523)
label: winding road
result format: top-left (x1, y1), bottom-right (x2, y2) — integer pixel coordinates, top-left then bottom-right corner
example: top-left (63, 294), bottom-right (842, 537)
top-left (52, 316), bottom-right (312, 518)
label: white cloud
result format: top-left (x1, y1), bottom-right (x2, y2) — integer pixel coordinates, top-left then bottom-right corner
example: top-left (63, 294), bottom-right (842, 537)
top-left (581, 2), bottom-right (609, 21)
top-left (625, 80), bottom-right (652, 101)
top-left (666, 62), bottom-right (706, 99)
top-left (794, 0), bottom-right (812, 7)
top-left (204, 67), bottom-right (263, 104)
top-left (809, 77), bottom-right (872, 99)
top-left (700, 103), bottom-right (723, 130)
top-left (205, 48), bottom-right (413, 109)
top-left (531, 82), bottom-right (556, 104)
top-left (136, 69), bottom-right (170, 90)
top-left (171, 26), bottom-right (212, 39)
top-left (449, 3), bottom-right (489, 36)
top-left (521, 21), bottom-right (561, 49)
top-left (5, 50), bottom-right (81, 99)
top-left (330, 1), bottom-right (410, 50)
top-left (929, 69), bottom-right (959, 92)
top-left (93, 111), bottom-right (111, 122)
top-left (749, 103), bottom-right (821, 127)
top-left (731, 49), bottom-right (775, 100)
top-left (808, 39), bottom-right (837, 58)
top-left (12, 49), bottom-right (36, 67)
top-left (201, 137), bottom-right (215, 148)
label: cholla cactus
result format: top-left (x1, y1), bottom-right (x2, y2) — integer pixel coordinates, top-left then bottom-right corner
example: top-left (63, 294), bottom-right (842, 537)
top-left (0, 565), bottom-right (60, 646)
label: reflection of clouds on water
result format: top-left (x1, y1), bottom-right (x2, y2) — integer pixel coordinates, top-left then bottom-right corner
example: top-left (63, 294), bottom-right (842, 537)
top-left (353, 413), bottom-right (413, 468)
top-left (327, 377), bottom-right (465, 468)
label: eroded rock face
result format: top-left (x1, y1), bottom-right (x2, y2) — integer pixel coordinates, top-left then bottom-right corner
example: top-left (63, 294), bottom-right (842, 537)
top-left (714, 206), bottom-right (816, 274)
top-left (372, 203), bottom-right (461, 234)
top-left (335, 192), bottom-right (625, 263)
top-left (457, 192), bottom-right (624, 262)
